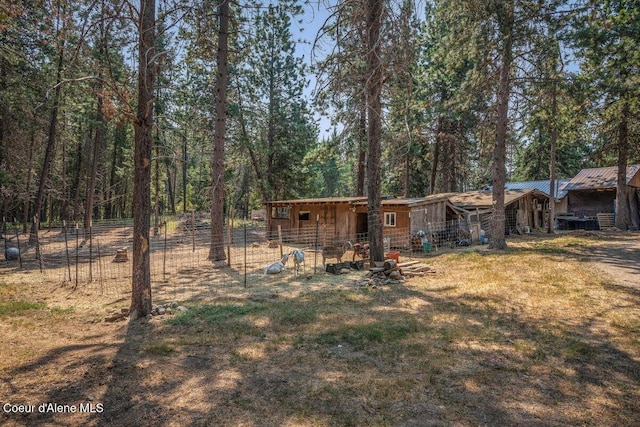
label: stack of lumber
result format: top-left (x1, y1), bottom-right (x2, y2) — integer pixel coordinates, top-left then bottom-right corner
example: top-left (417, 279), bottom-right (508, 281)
top-left (397, 260), bottom-right (435, 278)
top-left (368, 259), bottom-right (435, 278)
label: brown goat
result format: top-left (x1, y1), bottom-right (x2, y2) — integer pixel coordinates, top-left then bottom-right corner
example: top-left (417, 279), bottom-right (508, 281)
top-left (351, 242), bottom-right (370, 261)
top-left (321, 242), bottom-right (352, 265)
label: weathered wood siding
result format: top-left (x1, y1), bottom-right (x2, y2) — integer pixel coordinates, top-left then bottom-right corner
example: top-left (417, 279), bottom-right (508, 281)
top-left (568, 190), bottom-right (616, 217)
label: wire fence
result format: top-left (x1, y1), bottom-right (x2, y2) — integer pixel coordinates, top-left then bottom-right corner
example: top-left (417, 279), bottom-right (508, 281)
top-left (1, 214), bottom-right (480, 300)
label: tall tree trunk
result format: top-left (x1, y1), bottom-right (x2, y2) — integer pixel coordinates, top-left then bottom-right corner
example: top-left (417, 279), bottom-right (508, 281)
top-left (130, 0), bottom-right (155, 321)
top-left (429, 123), bottom-right (441, 195)
top-left (615, 100), bottom-right (629, 230)
top-left (356, 102), bottom-right (367, 196)
top-left (236, 90), bottom-right (269, 203)
top-left (443, 130), bottom-right (457, 192)
top-left (182, 129), bottom-right (188, 213)
top-left (166, 163), bottom-right (176, 215)
top-left (266, 42), bottom-right (276, 201)
top-left (22, 131), bottom-right (36, 232)
top-left (72, 132), bottom-right (86, 221)
top-left (208, 0), bottom-right (229, 262)
top-left (490, 4), bottom-right (513, 250)
top-left (0, 57), bottom-right (7, 175)
top-left (366, 0), bottom-right (384, 262)
top-left (548, 80), bottom-right (557, 233)
top-left (153, 134), bottom-right (160, 236)
top-left (105, 122), bottom-right (124, 219)
top-left (31, 41), bottom-right (65, 241)
top-left (84, 90), bottom-right (104, 233)
top-left (431, 89), bottom-right (450, 194)
top-left (84, 1), bottom-right (106, 232)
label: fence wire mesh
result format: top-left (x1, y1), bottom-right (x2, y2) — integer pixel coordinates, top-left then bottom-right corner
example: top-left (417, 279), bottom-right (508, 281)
top-left (2, 215), bottom-right (479, 300)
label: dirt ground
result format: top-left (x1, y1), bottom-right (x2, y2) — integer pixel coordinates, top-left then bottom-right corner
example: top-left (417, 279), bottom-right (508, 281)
top-left (0, 231), bottom-right (638, 426)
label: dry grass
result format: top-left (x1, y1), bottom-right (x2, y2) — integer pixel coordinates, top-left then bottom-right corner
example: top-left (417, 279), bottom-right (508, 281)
top-left (1, 232), bottom-right (639, 426)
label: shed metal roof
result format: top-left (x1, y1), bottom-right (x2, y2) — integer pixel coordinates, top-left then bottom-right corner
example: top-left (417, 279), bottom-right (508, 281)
top-left (266, 196), bottom-right (367, 205)
top-left (449, 189), bottom-right (549, 209)
top-left (484, 179), bottom-right (570, 199)
top-left (564, 165), bottom-right (640, 191)
top-left (505, 179), bottom-right (570, 199)
top-left (351, 193), bottom-right (454, 207)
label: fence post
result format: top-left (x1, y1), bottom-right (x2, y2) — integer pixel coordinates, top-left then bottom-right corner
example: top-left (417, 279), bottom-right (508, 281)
top-left (63, 220), bottom-right (71, 282)
top-left (243, 217), bottom-right (247, 288)
top-left (163, 220), bottom-right (167, 281)
top-left (278, 225), bottom-right (283, 258)
top-left (2, 217), bottom-right (6, 259)
top-left (191, 210), bottom-right (196, 253)
top-left (97, 239), bottom-right (104, 294)
top-left (75, 222), bottom-right (79, 289)
top-left (314, 214), bottom-right (319, 274)
top-left (227, 208), bottom-right (233, 267)
top-left (14, 221), bottom-right (23, 268)
top-left (88, 220), bottom-right (93, 283)
top-left (33, 216), bottom-right (43, 273)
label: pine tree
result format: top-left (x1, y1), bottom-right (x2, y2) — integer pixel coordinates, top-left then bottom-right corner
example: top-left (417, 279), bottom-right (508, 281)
top-left (131, 0), bottom-right (156, 320)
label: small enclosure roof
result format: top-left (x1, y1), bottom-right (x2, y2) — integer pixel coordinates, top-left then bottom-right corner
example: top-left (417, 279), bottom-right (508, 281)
top-left (449, 189), bottom-right (549, 209)
top-left (351, 194), bottom-right (454, 207)
top-left (483, 179), bottom-right (570, 199)
top-left (564, 165), bottom-right (640, 191)
top-left (266, 196), bottom-right (367, 206)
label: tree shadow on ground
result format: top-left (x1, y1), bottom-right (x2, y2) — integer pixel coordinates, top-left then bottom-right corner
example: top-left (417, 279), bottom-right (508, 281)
top-left (78, 279), bottom-right (640, 425)
top-left (3, 241), bottom-right (639, 426)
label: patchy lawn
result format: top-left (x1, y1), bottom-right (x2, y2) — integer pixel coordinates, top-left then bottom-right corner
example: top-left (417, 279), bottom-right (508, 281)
top-left (1, 231), bottom-right (639, 426)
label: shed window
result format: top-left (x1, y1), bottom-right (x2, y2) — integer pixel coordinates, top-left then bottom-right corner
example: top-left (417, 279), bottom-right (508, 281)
top-left (272, 207), bottom-right (290, 219)
top-left (384, 212), bottom-right (396, 227)
top-left (299, 211), bottom-right (310, 221)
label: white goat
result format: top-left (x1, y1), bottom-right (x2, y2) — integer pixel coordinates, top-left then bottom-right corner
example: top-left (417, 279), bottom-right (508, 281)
top-left (264, 253), bottom-right (289, 275)
top-left (289, 249), bottom-right (305, 276)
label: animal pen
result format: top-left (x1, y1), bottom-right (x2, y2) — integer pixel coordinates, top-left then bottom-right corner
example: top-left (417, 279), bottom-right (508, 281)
top-left (1, 213), bottom-right (474, 301)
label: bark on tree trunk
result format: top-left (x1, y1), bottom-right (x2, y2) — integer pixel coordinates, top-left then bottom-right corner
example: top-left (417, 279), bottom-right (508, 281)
top-left (22, 131), bottom-right (36, 232)
top-left (366, 0), bottom-right (384, 263)
top-left (105, 123), bottom-right (124, 219)
top-left (236, 93), bottom-right (269, 203)
top-left (182, 130), bottom-right (188, 213)
top-left (429, 125), bottom-right (440, 195)
top-left (491, 42), bottom-right (511, 249)
top-left (72, 132), bottom-right (87, 221)
top-left (166, 163), bottom-right (176, 215)
top-left (84, 90), bottom-right (104, 234)
top-left (548, 81), bottom-right (557, 233)
top-left (615, 101), bottom-right (629, 230)
top-left (208, 0), bottom-right (229, 263)
top-left (84, 3), bottom-right (106, 232)
top-left (356, 102), bottom-right (367, 197)
top-left (130, 0), bottom-right (155, 321)
top-left (31, 39), bottom-right (65, 242)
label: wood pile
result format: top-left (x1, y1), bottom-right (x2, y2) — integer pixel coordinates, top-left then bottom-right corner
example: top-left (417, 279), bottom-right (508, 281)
top-left (397, 260), bottom-right (436, 278)
top-left (369, 259), bottom-right (435, 278)
top-left (369, 259), bottom-right (402, 280)
top-left (113, 248), bottom-right (129, 263)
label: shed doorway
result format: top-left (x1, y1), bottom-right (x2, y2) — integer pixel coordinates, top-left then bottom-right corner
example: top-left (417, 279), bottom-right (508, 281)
top-left (356, 213), bottom-right (368, 235)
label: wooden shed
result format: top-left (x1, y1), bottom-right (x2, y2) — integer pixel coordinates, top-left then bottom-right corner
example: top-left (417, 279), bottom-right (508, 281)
top-left (351, 194), bottom-right (466, 246)
top-left (499, 179), bottom-right (570, 215)
top-left (562, 165), bottom-right (640, 230)
top-left (449, 189), bottom-right (550, 235)
top-left (266, 194), bottom-right (467, 249)
top-left (265, 197), bottom-right (367, 245)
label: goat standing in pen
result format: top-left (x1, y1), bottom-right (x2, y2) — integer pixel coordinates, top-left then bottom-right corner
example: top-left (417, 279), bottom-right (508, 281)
top-left (321, 242), bottom-right (352, 266)
top-left (351, 242), bottom-right (369, 261)
top-left (289, 249), bottom-right (305, 276)
top-left (264, 253), bottom-right (289, 275)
